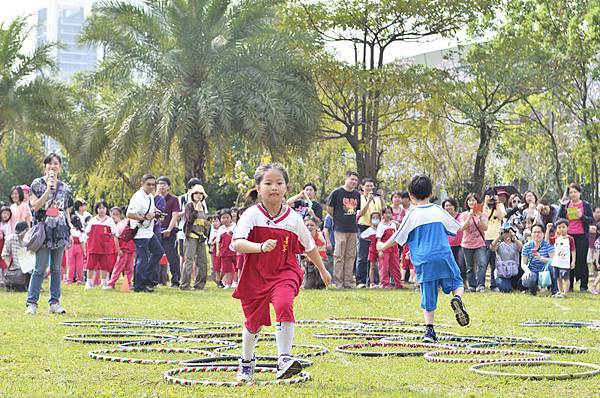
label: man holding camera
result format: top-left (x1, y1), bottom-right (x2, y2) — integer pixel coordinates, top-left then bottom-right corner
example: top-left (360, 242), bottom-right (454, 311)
top-left (127, 174), bottom-right (164, 293)
top-left (156, 176), bottom-right (182, 288)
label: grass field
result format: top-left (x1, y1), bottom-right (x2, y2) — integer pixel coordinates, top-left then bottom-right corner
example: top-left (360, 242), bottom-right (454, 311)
top-left (1, 282), bottom-right (598, 398)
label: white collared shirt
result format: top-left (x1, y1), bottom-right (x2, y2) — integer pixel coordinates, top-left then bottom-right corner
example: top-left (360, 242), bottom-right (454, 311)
top-left (127, 189), bottom-right (156, 239)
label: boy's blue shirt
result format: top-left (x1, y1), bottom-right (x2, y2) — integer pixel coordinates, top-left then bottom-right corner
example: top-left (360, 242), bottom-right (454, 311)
top-left (392, 204), bottom-right (462, 283)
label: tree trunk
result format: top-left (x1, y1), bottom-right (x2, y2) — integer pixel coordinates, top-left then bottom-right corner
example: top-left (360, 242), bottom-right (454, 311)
top-left (546, 112), bottom-right (563, 197)
top-left (472, 120), bottom-right (492, 195)
top-left (188, 135), bottom-right (207, 183)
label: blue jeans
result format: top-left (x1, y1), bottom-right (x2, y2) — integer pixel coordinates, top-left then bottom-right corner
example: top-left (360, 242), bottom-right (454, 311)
top-left (462, 247), bottom-right (486, 288)
top-left (355, 225), bottom-right (370, 285)
top-left (134, 235), bottom-right (164, 290)
top-left (26, 246), bottom-right (65, 305)
top-left (160, 233), bottom-right (180, 286)
top-left (521, 271), bottom-right (539, 295)
top-left (484, 241), bottom-right (497, 289)
top-left (495, 276), bottom-right (513, 292)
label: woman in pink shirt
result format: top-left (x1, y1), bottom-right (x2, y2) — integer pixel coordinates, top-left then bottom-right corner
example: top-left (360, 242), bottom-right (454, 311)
top-left (8, 186), bottom-right (32, 231)
top-left (458, 193), bottom-right (489, 292)
top-left (443, 198), bottom-right (466, 285)
top-left (558, 183), bottom-right (594, 292)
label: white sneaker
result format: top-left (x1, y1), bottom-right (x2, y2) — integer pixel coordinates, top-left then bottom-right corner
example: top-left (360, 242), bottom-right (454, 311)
top-left (25, 303), bottom-right (37, 315)
top-left (49, 302), bottom-right (66, 314)
top-left (102, 284), bottom-right (113, 290)
top-left (85, 281), bottom-right (94, 290)
top-left (231, 281), bottom-right (238, 288)
top-left (236, 357), bottom-right (256, 382)
top-left (276, 355), bottom-right (302, 379)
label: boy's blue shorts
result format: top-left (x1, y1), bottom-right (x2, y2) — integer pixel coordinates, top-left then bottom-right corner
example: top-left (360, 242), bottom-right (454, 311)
top-left (420, 277), bottom-right (464, 312)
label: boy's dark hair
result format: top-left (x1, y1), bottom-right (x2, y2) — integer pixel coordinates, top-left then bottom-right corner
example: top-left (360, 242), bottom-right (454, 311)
top-left (303, 182), bottom-right (317, 192)
top-left (532, 223), bottom-right (546, 233)
top-left (382, 206), bottom-right (393, 214)
top-left (141, 174), bottom-right (156, 183)
top-left (303, 216), bottom-right (319, 225)
top-left (399, 191), bottom-right (410, 199)
top-left (345, 170), bottom-right (359, 178)
top-left (361, 178), bottom-right (376, 185)
top-left (442, 198), bottom-right (459, 211)
top-left (555, 218), bottom-right (569, 228)
top-left (95, 199), bottom-right (109, 213)
top-left (369, 211), bottom-right (381, 221)
top-left (157, 176), bottom-right (171, 186)
top-left (408, 175), bottom-right (432, 200)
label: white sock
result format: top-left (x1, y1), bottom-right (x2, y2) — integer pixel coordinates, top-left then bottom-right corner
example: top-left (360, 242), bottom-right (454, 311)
top-left (241, 327), bottom-right (258, 361)
top-left (275, 322), bottom-right (294, 357)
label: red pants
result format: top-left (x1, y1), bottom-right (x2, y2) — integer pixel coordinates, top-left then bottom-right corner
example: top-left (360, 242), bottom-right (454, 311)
top-left (67, 243), bottom-right (85, 283)
top-left (108, 251), bottom-right (135, 288)
top-left (380, 251), bottom-right (402, 288)
top-left (87, 253), bottom-right (117, 272)
top-left (220, 256), bottom-right (236, 273)
top-left (241, 281), bottom-right (296, 333)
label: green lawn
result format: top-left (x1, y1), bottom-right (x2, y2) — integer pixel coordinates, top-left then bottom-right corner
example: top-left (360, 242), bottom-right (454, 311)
top-left (1, 283), bottom-right (598, 397)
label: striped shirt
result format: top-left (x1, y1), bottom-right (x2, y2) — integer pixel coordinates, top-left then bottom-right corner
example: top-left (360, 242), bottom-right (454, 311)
top-left (1, 233), bottom-right (23, 270)
top-left (521, 240), bottom-right (554, 272)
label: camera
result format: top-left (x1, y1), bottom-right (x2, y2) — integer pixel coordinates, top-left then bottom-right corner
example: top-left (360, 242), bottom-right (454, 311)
top-left (154, 210), bottom-right (166, 220)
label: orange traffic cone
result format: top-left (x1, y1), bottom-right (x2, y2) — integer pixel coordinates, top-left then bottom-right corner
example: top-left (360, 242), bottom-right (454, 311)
top-left (120, 276), bottom-right (130, 292)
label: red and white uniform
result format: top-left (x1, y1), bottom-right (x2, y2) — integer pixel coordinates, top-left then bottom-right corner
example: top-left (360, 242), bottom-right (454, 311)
top-left (360, 227), bottom-right (378, 262)
top-left (376, 221), bottom-right (402, 288)
top-left (85, 216), bottom-right (117, 272)
top-left (67, 228), bottom-right (87, 283)
top-left (232, 204), bottom-right (315, 332)
top-left (108, 220), bottom-right (136, 288)
top-left (217, 223), bottom-right (237, 273)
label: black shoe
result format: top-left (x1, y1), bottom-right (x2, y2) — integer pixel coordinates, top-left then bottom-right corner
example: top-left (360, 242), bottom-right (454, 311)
top-left (170, 284), bottom-right (179, 288)
top-left (145, 286), bottom-right (154, 293)
top-left (450, 296), bottom-right (470, 326)
top-left (423, 328), bottom-right (437, 343)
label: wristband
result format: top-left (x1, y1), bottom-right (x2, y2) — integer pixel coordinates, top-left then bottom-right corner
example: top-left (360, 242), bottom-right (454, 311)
top-left (260, 242), bottom-right (265, 253)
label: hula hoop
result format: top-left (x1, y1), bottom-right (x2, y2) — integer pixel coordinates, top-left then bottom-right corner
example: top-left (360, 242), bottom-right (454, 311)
top-left (182, 356), bottom-right (313, 368)
top-left (520, 320), bottom-right (600, 328)
top-left (466, 341), bottom-right (588, 354)
top-left (380, 334), bottom-right (498, 347)
top-left (180, 331), bottom-right (277, 342)
top-left (163, 366), bottom-right (311, 387)
top-left (313, 331), bottom-right (395, 340)
top-left (352, 325), bottom-right (459, 336)
top-left (119, 337), bottom-right (237, 350)
top-left (63, 333), bottom-right (175, 344)
top-left (97, 318), bottom-right (240, 329)
top-left (89, 347), bottom-right (215, 365)
top-left (327, 316), bottom-right (406, 324)
top-left (423, 349), bottom-right (550, 363)
top-left (335, 341), bottom-right (453, 357)
top-left (469, 361), bottom-right (600, 380)
top-left (213, 344), bottom-right (329, 358)
top-left (60, 320), bottom-right (127, 327)
top-left (99, 324), bottom-right (198, 333)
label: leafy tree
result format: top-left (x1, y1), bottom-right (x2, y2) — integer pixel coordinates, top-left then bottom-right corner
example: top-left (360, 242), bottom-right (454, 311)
top-left (0, 17), bottom-right (72, 149)
top-left (291, 0), bottom-right (495, 179)
top-left (78, 0), bottom-right (320, 182)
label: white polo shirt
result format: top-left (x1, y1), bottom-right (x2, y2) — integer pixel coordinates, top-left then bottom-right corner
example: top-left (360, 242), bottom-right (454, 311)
top-left (127, 188), bottom-right (156, 240)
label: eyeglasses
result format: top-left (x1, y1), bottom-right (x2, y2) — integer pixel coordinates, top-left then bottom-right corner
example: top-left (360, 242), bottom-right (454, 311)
top-left (512, 200), bottom-right (521, 203)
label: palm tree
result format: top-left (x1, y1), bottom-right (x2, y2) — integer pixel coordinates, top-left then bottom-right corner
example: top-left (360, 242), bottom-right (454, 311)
top-left (0, 17), bottom-right (72, 149)
top-left (79, 0), bottom-right (320, 181)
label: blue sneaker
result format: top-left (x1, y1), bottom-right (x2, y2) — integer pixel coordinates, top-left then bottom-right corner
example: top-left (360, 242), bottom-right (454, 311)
top-left (423, 327), bottom-right (437, 343)
top-left (236, 357), bottom-right (256, 382)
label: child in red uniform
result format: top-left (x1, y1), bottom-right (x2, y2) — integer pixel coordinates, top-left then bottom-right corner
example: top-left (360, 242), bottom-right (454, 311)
top-left (377, 207), bottom-right (402, 288)
top-left (232, 163), bottom-right (331, 382)
top-left (216, 209), bottom-right (236, 288)
top-left (85, 200), bottom-right (119, 290)
top-left (302, 217), bottom-right (328, 289)
top-left (360, 212), bottom-right (381, 288)
top-left (67, 215), bottom-right (87, 284)
top-left (107, 211), bottom-right (136, 289)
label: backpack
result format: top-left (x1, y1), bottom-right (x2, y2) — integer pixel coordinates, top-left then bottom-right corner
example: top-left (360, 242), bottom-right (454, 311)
top-left (496, 259), bottom-right (519, 278)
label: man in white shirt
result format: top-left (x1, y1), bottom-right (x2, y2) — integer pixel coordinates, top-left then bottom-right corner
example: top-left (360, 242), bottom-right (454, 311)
top-left (127, 174), bottom-right (163, 293)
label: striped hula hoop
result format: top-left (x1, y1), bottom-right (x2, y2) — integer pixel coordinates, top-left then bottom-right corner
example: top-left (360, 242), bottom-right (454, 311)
top-left (335, 341), bottom-right (454, 357)
top-left (469, 361), bottom-right (600, 380)
top-left (88, 347), bottom-right (215, 365)
top-left (423, 349), bottom-right (550, 364)
top-left (163, 366), bottom-right (311, 387)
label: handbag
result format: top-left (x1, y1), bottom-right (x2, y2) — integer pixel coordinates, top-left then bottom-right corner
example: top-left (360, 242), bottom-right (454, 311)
top-left (537, 261), bottom-right (552, 288)
top-left (121, 197), bottom-right (152, 242)
top-left (5, 259), bottom-right (28, 291)
top-left (23, 221), bottom-right (46, 252)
